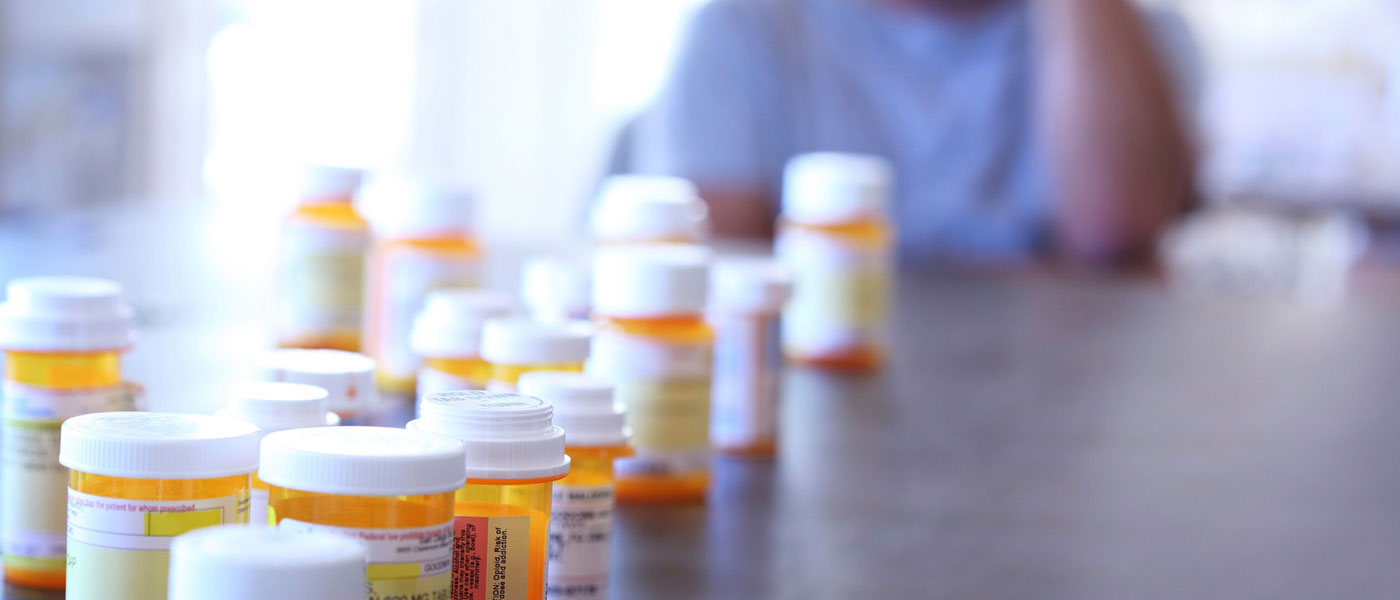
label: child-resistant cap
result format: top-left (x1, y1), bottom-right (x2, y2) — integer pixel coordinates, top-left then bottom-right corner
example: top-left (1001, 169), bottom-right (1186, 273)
top-left (408, 390), bottom-right (570, 480)
top-left (480, 317), bottom-right (592, 366)
top-left (223, 382), bottom-right (339, 435)
top-left (782, 152), bottom-right (892, 225)
top-left (298, 163), bottom-right (363, 202)
top-left (410, 288), bottom-right (514, 358)
top-left (0, 276), bottom-right (134, 352)
top-left (259, 426), bottom-right (466, 497)
top-left (517, 371), bottom-right (627, 447)
top-left (710, 258), bottom-right (793, 313)
top-left (370, 178), bottom-right (476, 239)
top-left (255, 349), bottom-right (378, 416)
top-left (168, 525), bottom-right (367, 600)
top-left (591, 175), bottom-right (710, 243)
top-left (521, 256), bottom-right (591, 323)
top-left (60, 412), bottom-right (261, 479)
top-left (592, 246), bottom-right (710, 318)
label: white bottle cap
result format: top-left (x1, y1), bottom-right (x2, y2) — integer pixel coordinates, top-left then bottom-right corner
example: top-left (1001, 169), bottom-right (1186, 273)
top-left (371, 178), bottom-right (476, 239)
top-left (223, 382), bottom-right (340, 435)
top-left (521, 256), bottom-right (591, 323)
top-left (169, 525), bottom-right (367, 600)
top-left (591, 175), bottom-right (710, 243)
top-left (517, 371), bottom-right (627, 447)
top-left (709, 258), bottom-right (793, 314)
top-left (255, 349), bottom-right (378, 416)
top-left (782, 152), bottom-right (892, 225)
top-left (259, 426), bottom-right (466, 496)
top-left (408, 390), bottom-right (570, 480)
top-left (0, 276), bottom-right (134, 352)
top-left (298, 163), bottom-right (363, 202)
top-left (479, 318), bottom-right (592, 366)
top-left (60, 412), bottom-right (261, 479)
top-left (592, 246), bottom-right (710, 318)
top-left (410, 289), bottom-right (515, 358)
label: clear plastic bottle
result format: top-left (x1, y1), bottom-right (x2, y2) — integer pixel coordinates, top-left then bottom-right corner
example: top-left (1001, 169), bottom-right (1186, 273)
top-left (168, 525), bottom-right (368, 600)
top-left (255, 348), bottom-right (378, 421)
top-left (219, 382), bottom-right (340, 525)
top-left (480, 317), bottom-right (593, 391)
top-left (276, 164), bottom-right (370, 352)
top-left (410, 288), bottom-right (514, 400)
top-left (708, 259), bottom-right (792, 458)
top-left (589, 175), bottom-right (710, 245)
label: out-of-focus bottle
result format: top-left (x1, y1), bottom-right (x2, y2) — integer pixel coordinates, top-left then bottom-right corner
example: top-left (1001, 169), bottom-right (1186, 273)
top-left (480, 317), bottom-right (593, 392)
top-left (589, 175), bottom-right (709, 245)
top-left (276, 164), bottom-right (370, 352)
top-left (255, 349), bottom-right (378, 421)
top-left (776, 153), bottom-right (894, 372)
top-left (708, 259), bottom-right (791, 458)
top-left (410, 288), bottom-right (514, 400)
top-left (521, 256), bottom-right (591, 323)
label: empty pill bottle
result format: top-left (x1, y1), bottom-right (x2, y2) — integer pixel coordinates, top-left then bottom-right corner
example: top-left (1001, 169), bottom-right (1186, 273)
top-left (708, 259), bottom-right (792, 458)
top-left (411, 288), bottom-right (514, 401)
top-left (275, 163), bottom-right (371, 353)
top-left (168, 525), bottom-right (368, 600)
top-left (255, 348), bottom-right (378, 421)
top-left (364, 180), bottom-right (483, 396)
top-left (776, 153), bottom-right (895, 372)
top-left (589, 246), bottom-right (712, 504)
top-left (220, 382), bottom-right (339, 525)
top-left (59, 412), bottom-right (260, 600)
top-left (589, 174), bottom-right (710, 245)
top-left (407, 390), bottom-right (570, 600)
top-left (521, 255), bottom-right (592, 324)
top-left (260, 426), bottom-right (464, 599)
top-left (517, 372), bottom-right (629, 600)
top-left (0, 276), bottom-right (136, 588)
top-left (480, 317), bottom-right (593, 392)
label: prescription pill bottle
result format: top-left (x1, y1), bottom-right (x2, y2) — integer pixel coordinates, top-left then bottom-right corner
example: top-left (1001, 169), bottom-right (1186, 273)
top-left (260, 426), bottom-right (464, 599)
top-left (256, 348), bottom-right (378, 421)
top-left (708, 259), bottom-right (792, 458)
top-left (480, 317), bottom-right (593, 392)
top-left (407, 390), bottom-right (570, 600)
top-left (522, 255), bottom-right (591, 323)
top-left (517, 372), bottom-right (628, 600)
top-left (0, 276), bottom-right (135, 588)
top-left (220, 382), bottom-right (339, 525)
top-left (168, 525), bottom-right (367, 600)
top-left (411, 288), bottom-right (514, 401)
top-left (276, 164), bottom-right (371, 352)
top-left (589, 174), bottom-right (710, 245)
top-left (59, 412), bottom-right (260, 600)
top-left (776, 153), bottom-right (895, 372)
top-left (365, 180), bottom-right (482, 396)
top-left (589, 247), bottom-right (712, 504)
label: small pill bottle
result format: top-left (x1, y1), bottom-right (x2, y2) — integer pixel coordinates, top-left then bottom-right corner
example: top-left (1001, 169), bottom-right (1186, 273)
top-left (776, 153), bottom-right (895, 372)
top-left (276, 163), bottom-right (371, 352)
top-left (168, 525), bottom-right (367, 600)
top-left (59, 412), bottom-right (260, 600)
top-left (708, 259), bottom-right (792, 458)
top-left (0, 276), bottom-right (135, 588)
top-left (521, 255), bottom-right (591, 323)
top-left (255, 348), bottom-right (378, 421)
top-left (407, 390), bottom-right (570, 600)
top-left (364, 180), bottom-right (482, 395)
top-left (220, 381), bottom-right (340, 525)
top-left (259, 426), bottom-right (465, 599)
top-left (410, 288), bottom-right (514, 400)
top-left (480, 317), bottom-right (593, 391)
top-left (589, 246), bottom-right (712, 504)
top-left (517, 372), bottom-right (629, 600)
top-left (589, 174), bottom-right (710, 245)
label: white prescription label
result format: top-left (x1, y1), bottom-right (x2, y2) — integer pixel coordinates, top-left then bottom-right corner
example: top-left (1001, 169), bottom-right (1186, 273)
top-left (278, 224), bottom-right (369, 339)
top-left (547, 484), bottom-right (614, 600)
top-left (710, 314), bottom-right (782, 449)
top-left (776, 227), bottom-right (893, 355)
top-left (279, 518), bottom-right (453, 600)
top-left (371, 248), bottom-right (480, 380)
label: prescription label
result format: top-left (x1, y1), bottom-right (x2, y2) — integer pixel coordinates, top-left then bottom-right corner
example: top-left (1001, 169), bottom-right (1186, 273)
top-left (547, 485), bottom-right (613, 600)
top-left (777, 229), bottom-right (892, 355)
top-left (711, 314), bottom-right (782, 449)
top-left (452, 513), bottom-right (530, 600)
top-left (66, 489), bottom-right (247, 600)
top-left (279, 519), bottom-right (453, 600)
top-left (280, 226), bottom-right (369, 335)
top-left (2, 382), bottom-right (132, 567)
top-left (371, 248), bottom-right (480, 380)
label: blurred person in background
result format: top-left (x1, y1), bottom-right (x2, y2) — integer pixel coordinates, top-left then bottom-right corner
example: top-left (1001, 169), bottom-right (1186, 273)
top-left (628, 0), bottom-right (1195, 266)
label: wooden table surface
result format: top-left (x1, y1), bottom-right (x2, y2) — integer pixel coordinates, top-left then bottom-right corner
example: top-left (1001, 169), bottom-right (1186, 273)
top-left (3, 204), bottom-right (1400, 599)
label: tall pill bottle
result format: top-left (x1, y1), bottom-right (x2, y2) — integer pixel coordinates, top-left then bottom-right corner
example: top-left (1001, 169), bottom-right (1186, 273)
top-left (411, 288), bottom-right (514, 399)
top-left (517, 372), bottom-right (628, 600)
top-left (480, 317), bottom-right (592, 391)
top-left (276, 164), bottom-right (370, 352)
top-left (168, 525), bottom-right (368, 600)
top-left (589, 175), bottom-right (709, 245)
top-left (589, 247), bottom-right (712, 504)
top-left (0, 276), bottom-right (135, 588)
top-left (255, 348), bottom-right (378, 421)
top-left (407, 390), bottom-right (570, 600)
top-left (59, 412), bottom-right (260, 600)
top-left (521, 256), bottom-right (591, 323)
top-left (365, 181), bottom-right (482, 395)
top-left (259, 426), bottom-right (464, 599)
top-left (708, 259), bottom-right (792, 458)
top-left (776, 153), bottom-right (894, 372)
top-left (220, 382), bottom-right (340, 525)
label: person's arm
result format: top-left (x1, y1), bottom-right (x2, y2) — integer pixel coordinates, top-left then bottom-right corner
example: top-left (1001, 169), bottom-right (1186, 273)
top-left (1033, 0), bottom-right (1195, 264)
